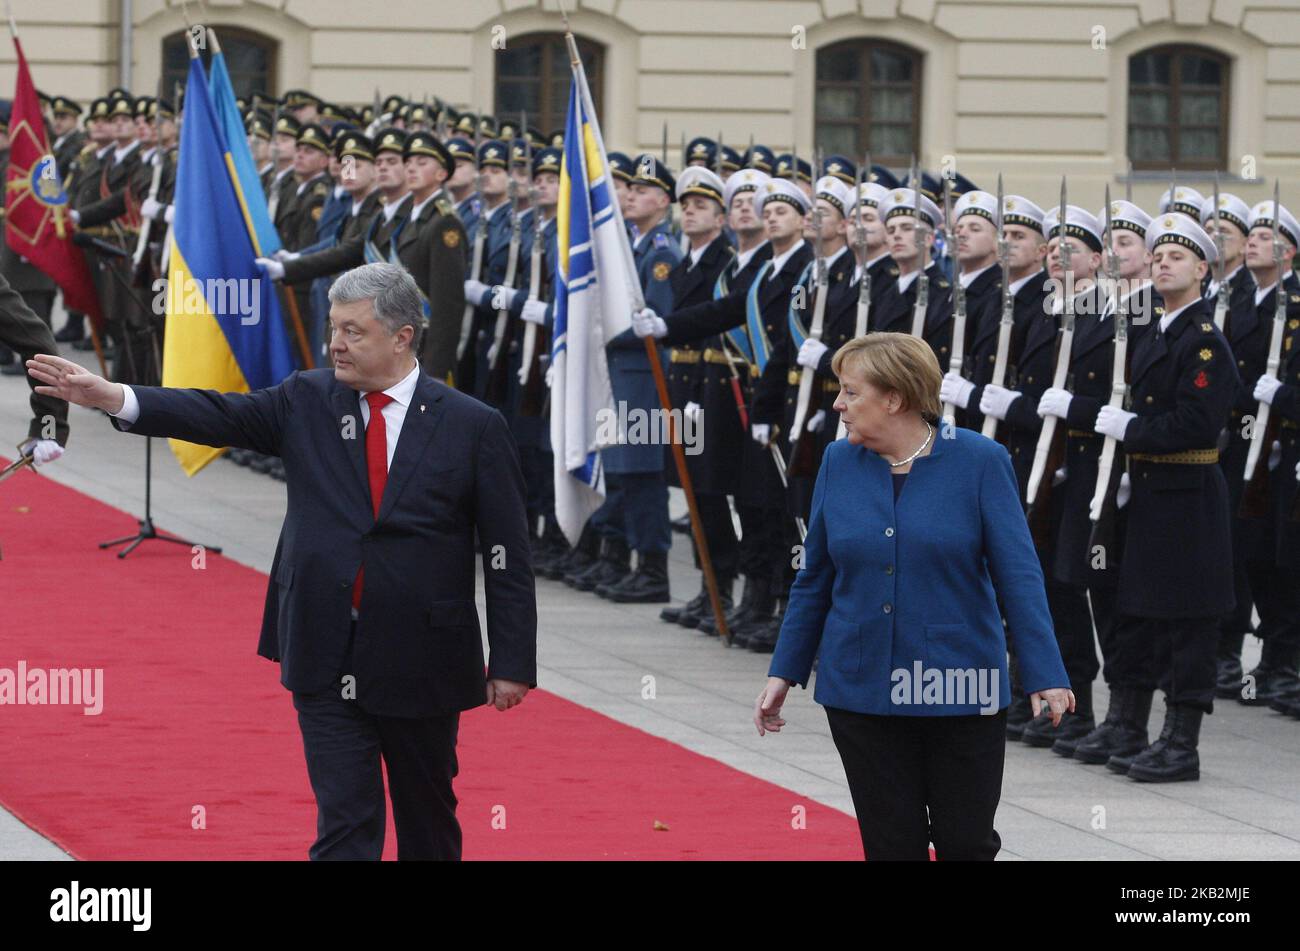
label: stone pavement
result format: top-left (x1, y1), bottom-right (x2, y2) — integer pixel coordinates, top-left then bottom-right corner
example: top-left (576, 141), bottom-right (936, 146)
top-left (1, 327), bottom-right (1298, 861)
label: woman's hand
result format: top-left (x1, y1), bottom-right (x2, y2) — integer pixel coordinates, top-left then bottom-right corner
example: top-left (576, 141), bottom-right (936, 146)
top-left (1029, 687), bottom-right (1076, 727)
top-left (754, 677), bottom-right (791, 736)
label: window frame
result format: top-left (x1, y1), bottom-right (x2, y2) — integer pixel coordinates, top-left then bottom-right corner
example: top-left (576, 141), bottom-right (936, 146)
top-left (1127, 43), bottom-right (1230, 172)
top-left (493, 32), bottom-right (604, 137)
top-left (814, 38), bottom-right (922, 169)
top-left (161, 26), bottom-right (278, 105)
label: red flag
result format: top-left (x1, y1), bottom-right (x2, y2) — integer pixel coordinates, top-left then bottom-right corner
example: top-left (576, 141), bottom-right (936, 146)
top-left (4, 36), bottom-right (103, 328)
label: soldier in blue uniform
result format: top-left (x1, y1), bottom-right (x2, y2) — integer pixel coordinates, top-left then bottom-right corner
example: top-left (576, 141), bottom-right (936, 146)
top-left (460, 139), bottom-right (513, 398)
top-left (1239, 201), bottom-right (1300, 716)
top-left (1086, 214), bottom-right (1238, 781)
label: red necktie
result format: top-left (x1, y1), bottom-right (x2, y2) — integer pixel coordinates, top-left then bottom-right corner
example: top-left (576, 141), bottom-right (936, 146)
top-left (352, 391), bottom-right (395, 612)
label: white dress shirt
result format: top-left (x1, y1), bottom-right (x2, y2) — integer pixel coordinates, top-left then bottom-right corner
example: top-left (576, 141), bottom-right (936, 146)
top-left (111, 361), bottom-right (422, 472)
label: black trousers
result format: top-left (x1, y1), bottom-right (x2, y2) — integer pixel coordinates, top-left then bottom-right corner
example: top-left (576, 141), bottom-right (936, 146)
top-left (689, 492), bottom-right (739, 580)
top-left (1108, 615), bottom-right (1218, 713)
top-left (825, 707), bottom-right (1007, 861)
top-left (292, 625), bottom-right (462, 860)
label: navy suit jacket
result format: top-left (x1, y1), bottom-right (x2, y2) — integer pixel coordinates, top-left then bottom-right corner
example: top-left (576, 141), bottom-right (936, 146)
top-left (769, 428), bottom-right (1068, 715)
top-left (110, 368), bottom-right (538, 718)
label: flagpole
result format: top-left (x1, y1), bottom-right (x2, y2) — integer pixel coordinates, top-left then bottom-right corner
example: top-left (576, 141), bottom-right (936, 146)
top-left (559, 4), bottom-right (732, 644)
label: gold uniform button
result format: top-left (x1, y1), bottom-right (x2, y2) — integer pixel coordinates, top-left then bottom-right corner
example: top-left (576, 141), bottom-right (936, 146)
top-left (1087, 371), bottom-right (1096, 380)
top-left (1027, 376), bottom-right (1035, 384)
top-left (1238, 359), bottom-right (1245, 367)
top-left (989, 354), bottom-right (996, 362)
top-left (1145, 395), bottom-right (1154, 404)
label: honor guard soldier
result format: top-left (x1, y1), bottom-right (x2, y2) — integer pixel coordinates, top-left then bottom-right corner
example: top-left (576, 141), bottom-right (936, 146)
top-left (606, 151), bottom-right (634, 220)
top-left (586, 154), bottom-right (680, 604)
top-left (743, 144), bottom-right (776, 175)
top-left (657, 166), bottom-right (740, 630)
top-left (684, 136), bottom-right (717, 169)
top-left (632, 176), bottom-right (809, 646)
top-left (1240, 200), bottom-right (1300, 716)
top-left (718, 144), bottom-right (742, 183)
top-left (394, 130), bottom-right (467, 384)
top-left (1101, 199), bottom-right (1158, 328)
top-left (1199, 192), bottom-right (1260, 695)
top-left (445, 137), bottom-right (478, 225)
top-left (820, 155), bottom-right (856, 188)
top-left (267, 113), bottom-right (302, 233)
top-left (873, 187), bottom-right (953, 363)
top-left (280, 122), bottom-right (332, 252)
top-left (938, 189), bottom-right (1005, 430)
top-left (1022, 203), bottom-right (1117, 753)
top-left (1084, 214), bottom-right (1237, 780)
top-left (249, 110), bottom-right (275, 192)
top-left (1159, 185), bottom-right (1206, 222)
top-left (283, 89), bottom-right (321, 125)
top-left (49, 96), bottom-right (86, 180)
top-left (460, 138), bottom-right (514, 397)
top-left (773, 152), bottom-right (813, 201)
top-left (62, 97), bottom-right (115, 352)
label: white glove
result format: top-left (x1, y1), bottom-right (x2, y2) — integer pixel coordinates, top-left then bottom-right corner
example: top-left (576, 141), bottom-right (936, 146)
top-left (1268, 439), bottom-right (1282, 472)
top-left (19, 438), bottom-right (63, 466)
top-left (752, 424), bottom-right (771, 447)
top-left (271, 249), bottom-right (300, 263)
top-left (140, 197), bottom-right (163, 221)
top-left (492, 286), bottom-right (519, 311)
top-left (979, 384), bottom-right (1021, 421)
top-left (1095, 404), bottom-right (1136, 442)
top-left (684, 401), bottom-right (702, 426)
top-left (544, 362), bottom-right (557, 390)
top-left (164, 204), bottom-right (174, 224)
top-left (807, 409), bottom-right (826, 433)
top-left (1037, 387), bottom-right (1072, 420)
top-left (631, 307), bottom-right (668, 339)
top-left (1295, 460), bottom-right (1299, 483)
top-left (1052, 465), bottom-right (1067, 487)
top-left (521, 299), bottom-right (548, 326)
top-left (939, 371), bottom-right (976, 410)
top-left (797, 338), bottom-right (829, 370)
top-left (1116, 471), bottom-right (1131, 509)
top-left (464, 279), bottom-right (490, 305)
top-left (69, 209), bottom-right (80, 225)
top-left (256, 257), bottom-right (285, 281)
top-left (486, 341), bottom-right (500, 366)
top-left (1254, 375), bottom-right (1283, 406)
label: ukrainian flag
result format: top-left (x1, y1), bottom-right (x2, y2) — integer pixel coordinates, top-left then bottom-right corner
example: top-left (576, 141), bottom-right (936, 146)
top-left (207, 38), bottom-right (281, 257)
top-left (550, 38), bottom-right (640, 544)
top-left (162, 54), bottom-right (295, 475)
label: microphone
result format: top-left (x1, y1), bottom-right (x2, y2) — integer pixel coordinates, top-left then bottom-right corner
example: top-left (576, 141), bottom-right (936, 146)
top-left (72, 232), bottom-right (131, 259)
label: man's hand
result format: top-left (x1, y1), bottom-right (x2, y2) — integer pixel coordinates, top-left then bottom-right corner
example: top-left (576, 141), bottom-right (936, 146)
top-left (631, 308), bottom-right (667, 339)
top-left (979, 384), bottom-right (1021, 421)
top-left (1036, 387), bottom-right (1072, 420)
top-left (939, 371), bottom-right (975, 410)
top-left (486, 678), bottom-right (529, 711)
top-left (256, 257), bottom-right (286, 281)
top-left (796, 338), bottom-right (828, 370)
top-left (464, 278), bottom-right (490, 305)
top-left (751, 423), bottom-right (771, 447)
top-left (1030, 687), bottom-right (1076, 727)
top-left (18, 438), bottom-right (64, 466)
top-left (1095, 404), bottom-right (1135, 442)
top-left (1254, 374), bottom-right (1283, 406)
top-left (521, 299), bottom-right (547, 326)
top-left (26, 354), bottom-right (125, 414)
top-left (754, 677), bottom-right (791, 736)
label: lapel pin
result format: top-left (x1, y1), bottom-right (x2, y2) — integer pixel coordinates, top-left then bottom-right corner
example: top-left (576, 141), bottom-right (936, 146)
top-left (420, 404), bottom-right (426, 413)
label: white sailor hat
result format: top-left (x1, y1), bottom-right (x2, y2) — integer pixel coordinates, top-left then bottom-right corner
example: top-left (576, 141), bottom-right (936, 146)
top-left (878, 187), bottom-right (942, 229)
top-left (1146, 213), bottom-right (1218, 263)
top-left (756, 176), bottom-right (812, 215)
top-left (814, 175), bottom-right (853, 217)
top-left (855, 181), bottom-right (889, 209)
top-left (953, 190), bottom-right (998, 224)
top-left (722, 168), bottom-right (770, 208)
top-left (1158, 186), bottom-right (1206, 220)
top-left (675, 166), bottom-right (725, 207)
top-left (1045, 205), bottom-right (1104, 252)
top-left (1101, 200), bottom-right (1151, 238)
top-left (1199, 193), bottom-right (1251, 236)
top-left (1001, 195), bottom-right (1046, 233)
top-left (1247, 200), bottom-right (1300, 249)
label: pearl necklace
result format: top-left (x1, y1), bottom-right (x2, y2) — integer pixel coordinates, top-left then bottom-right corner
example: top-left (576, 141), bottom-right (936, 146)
top-left (888, 421), bottom-right (933, 468)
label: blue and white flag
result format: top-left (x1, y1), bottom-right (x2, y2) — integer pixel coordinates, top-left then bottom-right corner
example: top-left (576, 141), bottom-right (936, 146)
top-left (550, 39), bottom-right (640, 544)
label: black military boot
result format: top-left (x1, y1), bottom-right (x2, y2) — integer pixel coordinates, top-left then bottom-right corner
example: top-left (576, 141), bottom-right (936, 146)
top-left (1215, 628), bottom-right (1246, 699)
top-left (1075, 686), bottom-right (1153, 765)
top-left (54, 317), bottom-right (85, 343)
top-left (1018, 706), bottom-right (1060, 748)
top-left (660, 578), bottom-right (707, 625)
top-left (679, 577), bottom-right (732, 630)
top-left (1239, 639), bottom-right (1300, 706)
top-left (1106, 692), bottom-right (1166, 775)
top-left (1127, 704), bottom-right (1203, 782)
top-left (699, 574), bottom-right (759, 636)
top-left (746, 598), bottom-right (787, 654)
top-left (569, 538), bottom-right (628, 591)
top-left (606, 551), bottom-right (671, 603)
top-left (549, 525), bottom-right (599, 581)
top-left (1050, 682), bottom-right (1097, 757)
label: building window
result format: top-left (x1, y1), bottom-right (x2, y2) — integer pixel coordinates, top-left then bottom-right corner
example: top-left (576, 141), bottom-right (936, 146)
top-left (815, 39), bottom-right (921, 169)
top-left (1128, 45), bottom-right (1228, 171)
top-left (162, 27), bottom-right (277, 106)
top-left (495, 33), bottom-right (603, 139)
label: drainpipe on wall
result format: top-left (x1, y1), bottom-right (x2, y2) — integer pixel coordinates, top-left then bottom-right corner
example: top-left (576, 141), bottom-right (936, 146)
top-left (118, 0), bottom-right (133, 90)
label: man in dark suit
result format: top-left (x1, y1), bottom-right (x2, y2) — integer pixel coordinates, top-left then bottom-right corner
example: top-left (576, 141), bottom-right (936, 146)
top-left (26, 262), bottom-right (537, 860)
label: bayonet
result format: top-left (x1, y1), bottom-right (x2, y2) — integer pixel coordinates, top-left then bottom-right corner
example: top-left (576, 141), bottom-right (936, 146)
top-left (1212, 171), bottom-right (1229, 330)
top-left (1090, 184), bottom-right (1130, 524)
top-left (941, 170), bottom-right (967, 424)
top-left (909, 153), bottom-right (928, 337)
top-left (456, 108), bottom-right (488, 362)
top-left (982, 173), bottom-right (1014, 439)
top-left (1244, 179), bottom-right (1287, 482)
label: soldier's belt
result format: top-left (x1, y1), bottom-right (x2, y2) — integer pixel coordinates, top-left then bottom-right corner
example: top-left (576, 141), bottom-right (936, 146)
top-left (1067, 429), bottom-right (1101, 438)
top-left (669, 349), bottom-right (700, 364)
top-left (1129, 449), bottom-right (1220, 465)
top-left (787, 368), bottom-right (839, 393)
top-left (701, 347), bottom-right (742, 367)
top-left (78, 226), bottom-right (117, 238)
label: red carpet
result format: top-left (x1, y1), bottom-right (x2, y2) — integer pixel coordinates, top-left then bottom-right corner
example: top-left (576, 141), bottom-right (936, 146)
top-left (0, 459), bottom-right (861, 860)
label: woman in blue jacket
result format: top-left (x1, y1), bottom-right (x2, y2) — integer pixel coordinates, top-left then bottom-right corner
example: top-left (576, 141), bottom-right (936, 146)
top-left (755, 332), bottom-right (1072, 860)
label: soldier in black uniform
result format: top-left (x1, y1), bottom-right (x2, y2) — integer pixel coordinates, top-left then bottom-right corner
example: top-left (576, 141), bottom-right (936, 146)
top-left (1087, 214), bottom-right (1238, 781)
top-left (0, 272), bottom-right (69, 461)
top-left (1198, 192), bottom-right (1260, 696)
top-left (872, 188), bottom-right (953, 365)
top-left (1239, 200), bottom-right (1300, 716)
top-left (61, 97), bottom-right (115, 352)
top-left (656, 167), bottom-right (737, 630)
